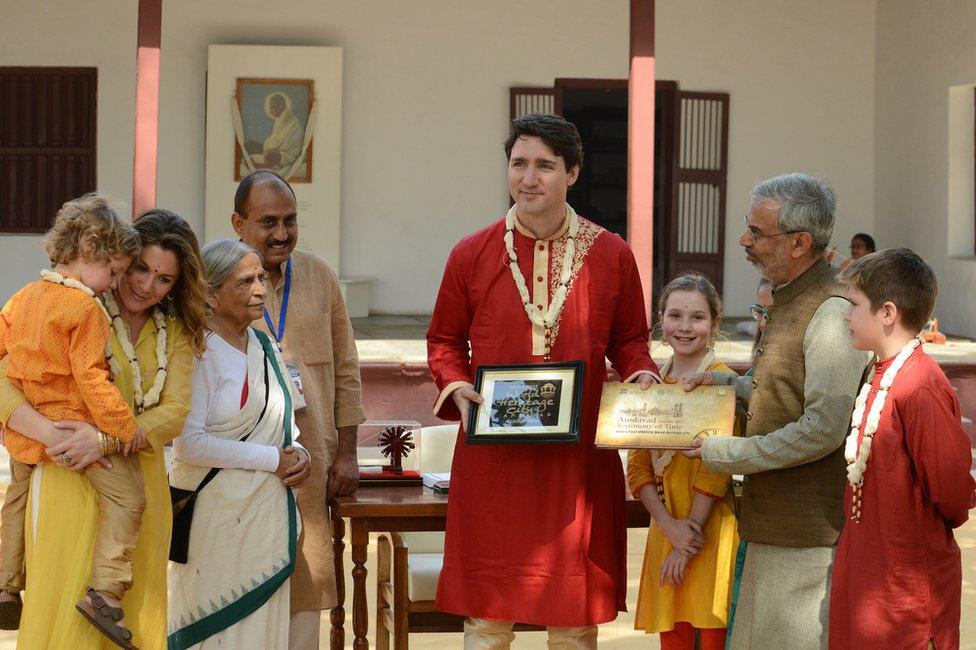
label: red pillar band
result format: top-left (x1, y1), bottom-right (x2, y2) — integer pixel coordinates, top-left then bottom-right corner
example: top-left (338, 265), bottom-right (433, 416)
top-left (628, 0), bottom-right (656, 323)
top-left (133, 0), bottom-right (162, 216)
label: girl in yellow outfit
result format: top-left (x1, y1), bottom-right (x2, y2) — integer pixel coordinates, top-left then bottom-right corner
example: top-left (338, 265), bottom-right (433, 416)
top-left (627, 273), bottom-right (738, 650)
top-left (0, 210), bottom-right (206, 650)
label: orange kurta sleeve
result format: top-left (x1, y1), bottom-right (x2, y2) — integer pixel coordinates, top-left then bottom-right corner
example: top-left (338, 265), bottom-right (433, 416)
top-left (68, 302), bottom-right (137, 442)
top-left (627, 448), bottom-right (657, 498)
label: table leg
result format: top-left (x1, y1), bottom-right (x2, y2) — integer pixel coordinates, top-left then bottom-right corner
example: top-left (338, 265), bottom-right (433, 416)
top-left (330, 510), bottom-right (346, 650)
top-left (352, 520), bottom-right (370, 649)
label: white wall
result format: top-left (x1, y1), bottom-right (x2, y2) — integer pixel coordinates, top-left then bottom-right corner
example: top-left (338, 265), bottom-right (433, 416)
top-left (656, 0), bottom-right (877, 316)
top-left (875, 1), bottom-right (976, 337)
top-left (0, 1), bottom-right (878, 318)
top-left (0, 1), bottom-right (137, 303)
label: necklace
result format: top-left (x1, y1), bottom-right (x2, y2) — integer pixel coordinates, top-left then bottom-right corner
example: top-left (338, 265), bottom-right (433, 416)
top-left (843, 337), bottom-right (919, 522)
top-left (103, 291), bottom-right (169, 413)
top-left (503, 205), bottom-right (579, 361)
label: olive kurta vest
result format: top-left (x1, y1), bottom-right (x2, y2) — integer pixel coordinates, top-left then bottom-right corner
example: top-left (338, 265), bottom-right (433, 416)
top-left (740, 259), bottom-right (848, 547)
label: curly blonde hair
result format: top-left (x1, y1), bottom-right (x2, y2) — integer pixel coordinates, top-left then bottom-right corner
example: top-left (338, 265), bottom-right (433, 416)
top-left (42, 193), bottom-right (140, 265)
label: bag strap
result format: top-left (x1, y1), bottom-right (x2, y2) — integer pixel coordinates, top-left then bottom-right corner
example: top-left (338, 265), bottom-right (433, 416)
top-left (191, 351), bottom-right (272, 494)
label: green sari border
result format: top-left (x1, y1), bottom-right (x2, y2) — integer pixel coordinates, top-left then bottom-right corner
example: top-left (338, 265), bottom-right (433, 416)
top-left (167, 329), bottom-right (298, 649)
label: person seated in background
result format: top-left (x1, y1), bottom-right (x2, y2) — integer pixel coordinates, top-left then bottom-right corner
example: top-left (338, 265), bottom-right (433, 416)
top-left (826, 232), bottom-right (876, 269)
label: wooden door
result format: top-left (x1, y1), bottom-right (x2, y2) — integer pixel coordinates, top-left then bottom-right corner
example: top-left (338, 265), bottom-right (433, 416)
top-left (666, 91), bottom-right (729, 293)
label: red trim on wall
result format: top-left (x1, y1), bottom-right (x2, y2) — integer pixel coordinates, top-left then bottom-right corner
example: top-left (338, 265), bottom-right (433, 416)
top-left (133, 0), bottom-right (162, 216)
top-left (628, 0), bottom-right (656, 322)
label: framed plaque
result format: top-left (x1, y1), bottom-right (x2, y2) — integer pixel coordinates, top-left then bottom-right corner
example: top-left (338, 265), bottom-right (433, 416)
top-left (466, 361), bottom-right (584, 444)
top-left (595, 383), bottom-right (735, 449)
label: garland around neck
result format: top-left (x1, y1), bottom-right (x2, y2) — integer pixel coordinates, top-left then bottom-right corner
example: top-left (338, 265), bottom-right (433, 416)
top-left (503, 205), bottom-right (580, 341)
top-left (843, 337), bottom-right (920, 520)
top-left (102, 290), bottom-right (169, 413)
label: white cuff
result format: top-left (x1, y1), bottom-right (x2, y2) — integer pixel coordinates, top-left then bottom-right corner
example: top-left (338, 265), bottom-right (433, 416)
top-left (432, 380), bottom-right (474, 418)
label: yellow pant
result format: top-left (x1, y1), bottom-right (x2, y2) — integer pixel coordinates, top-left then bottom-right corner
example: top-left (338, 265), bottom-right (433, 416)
top-left (0, 455), bottom-right (146, 599)
top-left (463, 617), bottom-right (598, 649)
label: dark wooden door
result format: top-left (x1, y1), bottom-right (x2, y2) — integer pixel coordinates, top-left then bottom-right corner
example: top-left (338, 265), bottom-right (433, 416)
top-left (666, 91), bottom-right (729, 293)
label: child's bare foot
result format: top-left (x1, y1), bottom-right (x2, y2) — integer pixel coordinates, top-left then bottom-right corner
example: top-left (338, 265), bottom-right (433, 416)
top-left (75, 588), bottom-right (138, 649)
top-left (0, 590), bottom-right (21, 630)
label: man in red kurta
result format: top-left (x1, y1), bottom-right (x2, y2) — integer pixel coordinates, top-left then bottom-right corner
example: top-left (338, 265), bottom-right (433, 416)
top-left (830, 248), bottom-right (976, 649)
top-left (427, 114), bottom-right (659, 648)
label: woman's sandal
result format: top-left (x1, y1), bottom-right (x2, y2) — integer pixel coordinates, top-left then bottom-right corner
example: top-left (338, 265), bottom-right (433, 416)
top-left (75, 588), bottom-right (140, 650)
top-left (0, 592), bottom-right (21, 630)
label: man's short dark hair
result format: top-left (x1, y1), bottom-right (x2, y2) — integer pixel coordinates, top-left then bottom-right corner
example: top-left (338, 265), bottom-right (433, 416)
top-left (840, 247), bottom-right (938, 333)
top-left (234, 170), bottom-right (296, 216)
top-left (503, 113), bottom-right (584, 172)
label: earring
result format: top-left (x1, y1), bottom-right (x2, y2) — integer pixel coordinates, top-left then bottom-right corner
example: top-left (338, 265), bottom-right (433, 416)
top-left (660, 334), bottom-right (670, 348)
top-left (166, 293), bottom-right (176, 321)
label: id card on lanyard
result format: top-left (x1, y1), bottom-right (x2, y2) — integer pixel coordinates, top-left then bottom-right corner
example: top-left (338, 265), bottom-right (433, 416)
top-left (264, 258), bottom-right (307, 412)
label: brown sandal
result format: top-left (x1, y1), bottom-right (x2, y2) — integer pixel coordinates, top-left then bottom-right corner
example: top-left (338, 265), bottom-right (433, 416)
top-left (75, 588), bottom-right (139, 650)
top-left (0, 592), bottom-right (21, 630)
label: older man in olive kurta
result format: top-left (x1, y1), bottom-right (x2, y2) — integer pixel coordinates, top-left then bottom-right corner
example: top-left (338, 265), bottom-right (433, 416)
top-left (232, 170), bottom-right (365, 649)
top-left (686, 174), bottom-right (871, 650)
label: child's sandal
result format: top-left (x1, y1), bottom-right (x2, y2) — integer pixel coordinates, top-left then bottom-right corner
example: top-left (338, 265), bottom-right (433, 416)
top-left (75, 588), bottom-right (139, 650)
top-left (0, 592), bottom-right (22, 630)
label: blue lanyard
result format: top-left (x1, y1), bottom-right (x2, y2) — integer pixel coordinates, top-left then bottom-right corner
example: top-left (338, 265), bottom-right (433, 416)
top-left (263, 257), bottom-right (292, 345)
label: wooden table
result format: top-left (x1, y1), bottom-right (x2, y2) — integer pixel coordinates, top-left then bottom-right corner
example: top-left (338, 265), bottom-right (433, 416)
top-left (328, 486), bottom-right (651, 650)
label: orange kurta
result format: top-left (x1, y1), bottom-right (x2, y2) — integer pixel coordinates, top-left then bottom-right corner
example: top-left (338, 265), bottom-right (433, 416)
top-left (626, 360), bottom-right (739, 634)
top-left (0, 280), bottom-right (137, 464)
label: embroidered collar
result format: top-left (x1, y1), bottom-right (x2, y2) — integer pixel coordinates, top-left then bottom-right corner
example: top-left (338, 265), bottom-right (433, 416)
top-left (512, 208), bottom-right (571, 242)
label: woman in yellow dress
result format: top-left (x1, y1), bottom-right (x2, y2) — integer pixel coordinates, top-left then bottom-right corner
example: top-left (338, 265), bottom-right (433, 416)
top-left (627, 273), bottom-right (739, 650)
top-left (0, 210), bottom-right (206, 649)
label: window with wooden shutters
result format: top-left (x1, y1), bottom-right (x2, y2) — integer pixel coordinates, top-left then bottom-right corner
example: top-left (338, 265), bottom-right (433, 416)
top-left (0, 67), bottom-right (97, 233)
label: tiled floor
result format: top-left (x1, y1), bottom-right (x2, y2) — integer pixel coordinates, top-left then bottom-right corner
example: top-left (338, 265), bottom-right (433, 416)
top-left (1, 518), bottom-right (974, 648)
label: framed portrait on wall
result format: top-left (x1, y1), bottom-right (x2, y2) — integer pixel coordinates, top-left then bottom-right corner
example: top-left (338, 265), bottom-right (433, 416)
top-left (234, 78), bottom-right (314, 183)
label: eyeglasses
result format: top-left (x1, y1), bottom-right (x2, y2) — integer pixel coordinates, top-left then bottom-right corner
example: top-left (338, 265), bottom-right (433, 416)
top-left (742, 215), bottom-right (804, 242)
top-left (749, 304), bottom-right (770, 322)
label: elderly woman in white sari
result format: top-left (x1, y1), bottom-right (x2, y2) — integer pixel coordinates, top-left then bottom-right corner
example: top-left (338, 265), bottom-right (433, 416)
top-left (167, 239), bottom-right (311, 649)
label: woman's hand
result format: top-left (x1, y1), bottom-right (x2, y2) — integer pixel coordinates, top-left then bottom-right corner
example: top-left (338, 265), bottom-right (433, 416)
top-left (281, 446), bottom-right (311, 488)
top-left (123, 428), bottom-right (149, 456)
top-left (273, 446), bottom-right (311, 488)
top-left (661, 517), bottom-right (705, 558)
top-left (44, 421), bottom-right (112, 471)
top-left (659, 548), bottom-right (690, 587)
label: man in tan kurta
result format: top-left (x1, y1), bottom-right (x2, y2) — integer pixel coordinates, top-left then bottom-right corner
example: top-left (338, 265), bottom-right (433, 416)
top-left (232, 170), bottom-right (365, 649)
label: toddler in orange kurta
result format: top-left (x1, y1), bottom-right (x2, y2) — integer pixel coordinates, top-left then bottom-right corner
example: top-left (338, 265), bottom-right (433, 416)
top-left (0, 194), bottom-right (146, 647)
top-left (627, 273), bottom-right (739, 650)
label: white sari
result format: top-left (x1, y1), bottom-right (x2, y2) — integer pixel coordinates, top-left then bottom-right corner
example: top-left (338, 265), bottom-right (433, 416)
top-left (167, 328), bottom-right (300, 649)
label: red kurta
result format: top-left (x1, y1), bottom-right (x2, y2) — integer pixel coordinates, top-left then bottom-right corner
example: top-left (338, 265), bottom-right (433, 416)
top-left (829, 348), bottom-right (976, 649)
top-left (427, 214), bottom-right (657, 627)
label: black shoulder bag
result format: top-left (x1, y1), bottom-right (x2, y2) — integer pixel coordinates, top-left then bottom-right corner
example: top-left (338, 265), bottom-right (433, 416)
top-left (169, 354), bottom-right (271, 563)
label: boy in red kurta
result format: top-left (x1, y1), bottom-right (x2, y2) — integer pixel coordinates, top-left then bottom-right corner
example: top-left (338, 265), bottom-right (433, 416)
top-left (830, 248), bottom-right (975, 649)
top-left (428, 114), bottom-right (660, 647)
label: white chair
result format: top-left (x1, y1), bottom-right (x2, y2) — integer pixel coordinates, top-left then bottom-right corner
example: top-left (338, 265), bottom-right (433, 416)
top-left (375, 425), bottom-right (458, 649)
top-left (375, 425), bottom-right (543, 648)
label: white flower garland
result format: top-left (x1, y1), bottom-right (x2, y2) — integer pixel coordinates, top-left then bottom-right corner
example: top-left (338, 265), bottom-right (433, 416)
top-left (103, 290), bottom-right (169, 413)
top-left (843, 337), bottom-right (920, 521)
top-left (503, 205), bottom-right (579, 357)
